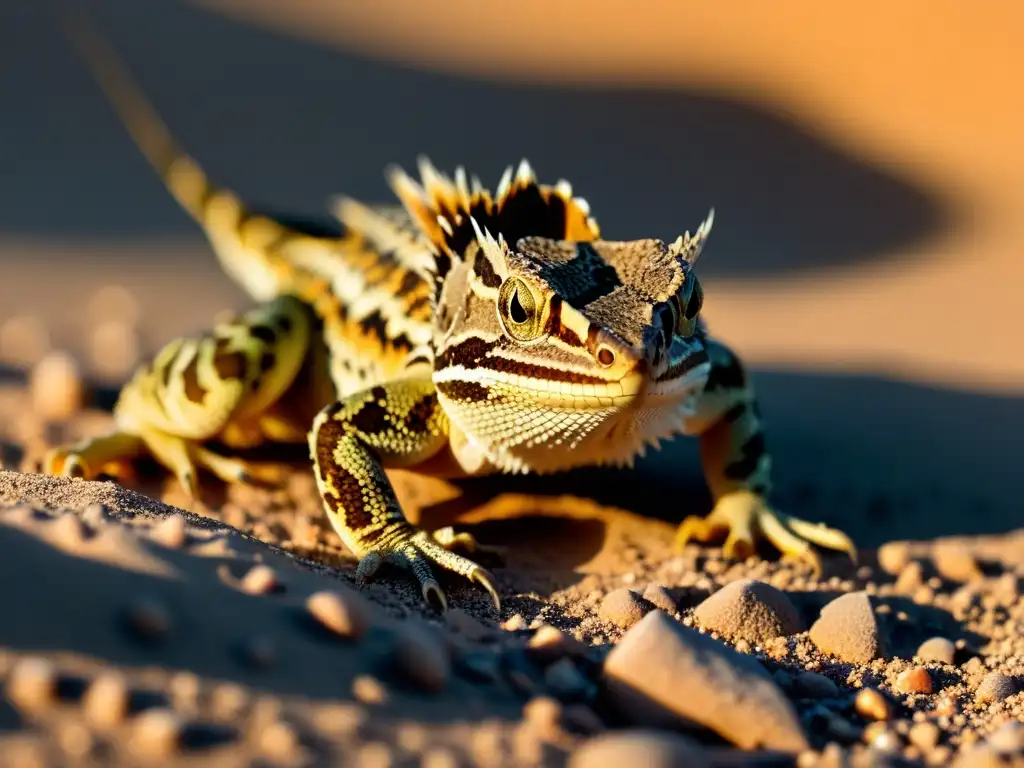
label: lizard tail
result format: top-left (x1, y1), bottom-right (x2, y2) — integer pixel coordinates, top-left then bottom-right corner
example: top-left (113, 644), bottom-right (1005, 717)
top-left (62, 9), bottom-right (309, 302)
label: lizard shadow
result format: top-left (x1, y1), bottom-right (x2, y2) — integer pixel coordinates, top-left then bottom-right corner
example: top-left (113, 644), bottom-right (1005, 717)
top-left (1, 0), bottom-right (948, 280)
top-left (408, 367), bottom-right (1023, 602)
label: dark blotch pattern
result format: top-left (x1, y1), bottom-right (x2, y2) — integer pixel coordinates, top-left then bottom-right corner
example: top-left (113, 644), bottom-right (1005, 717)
top-left (473, 246), bottom-right (503, 288)
top-left (213, 350), bottom-right (248, 380)
top-left (724, 433), bottom-right (767, 481)
top-left (402, 393), bottom-right (438, 433)
top-left (704, 349), bottom-right (747, 392)
top-left (436, 380), bottom-right (495, 404)
top-left (250, 325), bottom-right (277, 344)
top-left (181, 355), bottom-right (207, 404)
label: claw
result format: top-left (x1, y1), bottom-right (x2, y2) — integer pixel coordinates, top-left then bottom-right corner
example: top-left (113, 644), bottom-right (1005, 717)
top-left (421, 581), bottom-right (448, 613)
top-left (471, 568), bottom-right (502, 612)
top-left (675, 490), bottom-right (857, 575)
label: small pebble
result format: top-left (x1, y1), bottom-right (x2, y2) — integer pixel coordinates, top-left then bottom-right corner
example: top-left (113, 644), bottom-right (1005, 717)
top-left (502, 614), bottom-right (527, 631)
top-left (392, 623), bottom-right (450, 693)
top-left (169, 672), bottom-right (201, 712)
top-left (258, 720), bottom-right (300, 761)
top-left (988, 721), bottom-right (1024, 754)
top-left (30, 351), bottom-right (84, 421)
top-left (598, 588), bottom-right (652, 629)
top-left (240, 565), bottom-right (280, 595)
top-left (306, 590), bottom-right (370, 640)
top-left (149, 515), bottom-right (188, 549)
top-left (694, 578), bottom-right (805, 645)
top-left (312, 703), bottom-right (366, 737)
top-left (809, 591), bottom-right (887, 664)
top-left (209, 682), bottom-right (249, 720)
top-left (82, 671), bottom-right (131, 727)
top-left (642, 583), bottom-right (678, 614)
top-left (854, 688), bottom-right (892, 721)
top-left (356, 742), bottom-right (393, 768)
top-left (352, 675), bottom-right (388, 705)
top-left (421, 746), bottom-right (460, 768)
top-left (896, 667), bottom-right (933, 695)
top-left (523, 695), bottom-right (563, 741)
top-left (568, 730), bottom-right (711, 768)
top-left (122, 596), bottom-right (172, 641)
top-left (917, 637), bottom-right (956, 665)
top-left (908, 721), bottom-right (941, 750)
top-left (876, 542), bottom-right (911, 576)
top-left (56, 721), bottom-right (94, 760)
top-left (6, 657), bottom-right (59, 713)
top-left (129, 709), bottom-right (182, 759)
top-left (931, 542), bottom-right (983, 582)
top-left (975, 671), bottom-right (1017, 704)
top-left (527, 624), bottom-right (585, 662)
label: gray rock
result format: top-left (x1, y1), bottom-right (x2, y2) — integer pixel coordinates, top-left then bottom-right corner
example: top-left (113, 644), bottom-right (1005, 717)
top-left (602, 610), bottom-right (808, 753)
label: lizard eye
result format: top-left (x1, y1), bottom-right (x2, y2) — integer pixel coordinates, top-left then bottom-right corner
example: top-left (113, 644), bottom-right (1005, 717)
top-left (498, 277), bottom-right (544, 342)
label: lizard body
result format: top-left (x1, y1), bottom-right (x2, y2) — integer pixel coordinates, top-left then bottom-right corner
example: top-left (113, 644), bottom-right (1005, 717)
top-left (45, 20), bottom-right (856, 610)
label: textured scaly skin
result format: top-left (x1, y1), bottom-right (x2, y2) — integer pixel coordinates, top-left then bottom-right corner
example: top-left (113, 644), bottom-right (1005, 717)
top-left (45, 18), bottom-right (857, 611)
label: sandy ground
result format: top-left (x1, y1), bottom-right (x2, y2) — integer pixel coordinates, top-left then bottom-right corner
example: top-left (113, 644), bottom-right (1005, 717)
top-left (0, 1), bottom-right (1022, 766)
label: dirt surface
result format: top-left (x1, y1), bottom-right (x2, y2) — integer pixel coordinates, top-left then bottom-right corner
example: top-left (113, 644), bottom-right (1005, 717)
top-left (0, 356), bottom-right (1022, 767)
top-left (1, 2), bottom-right (1022, 766)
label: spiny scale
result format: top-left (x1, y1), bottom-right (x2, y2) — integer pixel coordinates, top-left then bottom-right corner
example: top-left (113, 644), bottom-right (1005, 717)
top-left (46, 13), bottom-right (860, 613)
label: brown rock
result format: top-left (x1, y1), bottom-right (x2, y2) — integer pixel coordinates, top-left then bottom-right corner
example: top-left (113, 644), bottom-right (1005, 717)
top-left (6, 657), bottom-right (58, 713)
top-left (29, 351), bottom-right (83, 421)
top-left (917, 636), bottom-right (956, 665)
top-left (642, 584), bottom-right (678, 614)
top-left (931, 541), bottom-right (983, 582)
top-left (896, 667), bottom-right (933, 694)
top-left (82, 672), bottom-right (131, 728)
top-left (527, 624), bottom-right (586, 662)
top-left (809, 591), bottom-right (887, 664)
top-left (854, 687), bottom-right (892, 721)
top-left (568, 730), bottom-right (711, 768)
top-left (306, 589), bottom-right (371, 640)
top-left (602, 610), bottom-right (808, 753)
top-left (693, 578), bottom-right (804, 644)
top-left (239, 565), bottom-right (280, 595)
top-left (129, 709), bottom-right (182, 759)
top-left (599, 588), bottom-right (653, 629)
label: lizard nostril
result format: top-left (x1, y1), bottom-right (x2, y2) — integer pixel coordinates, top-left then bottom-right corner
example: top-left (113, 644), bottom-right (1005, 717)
top-left (597, 347), bottom-right (615, 366)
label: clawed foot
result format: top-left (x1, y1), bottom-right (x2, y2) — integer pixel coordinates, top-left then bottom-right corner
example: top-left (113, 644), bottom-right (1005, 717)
top-left (674, 490), bottom-right (857, 574)
top-left (353, 528), bottom-right (501, 613)
top-left (44, 432), bottom-right (286, 499)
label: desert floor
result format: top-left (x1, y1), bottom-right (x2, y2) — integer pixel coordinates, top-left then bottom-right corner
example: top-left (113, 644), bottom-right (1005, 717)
top-left (0, 2), bottom-right (1021, 766)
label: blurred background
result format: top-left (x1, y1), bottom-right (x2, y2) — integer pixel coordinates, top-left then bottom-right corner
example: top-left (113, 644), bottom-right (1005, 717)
top-left (0, 0), bottom-right (1020, 543)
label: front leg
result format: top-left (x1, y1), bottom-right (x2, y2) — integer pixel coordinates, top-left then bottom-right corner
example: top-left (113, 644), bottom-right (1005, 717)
top-left (309, 378), bottom-right (500, 612)
top-left (675, 340), bottom-right (857, 572)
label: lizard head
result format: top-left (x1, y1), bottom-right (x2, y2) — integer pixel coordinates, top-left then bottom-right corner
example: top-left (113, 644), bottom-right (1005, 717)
top-left (390, 158), bottom-right (714, 473)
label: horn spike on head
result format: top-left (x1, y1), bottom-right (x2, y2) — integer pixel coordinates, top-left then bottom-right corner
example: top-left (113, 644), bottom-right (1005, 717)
top-left (670, 207), bottom-right (715, 267)
top-left (495, 165), bottom-right (514, 204)
top-left (515, 158), bottom-right (536, 184)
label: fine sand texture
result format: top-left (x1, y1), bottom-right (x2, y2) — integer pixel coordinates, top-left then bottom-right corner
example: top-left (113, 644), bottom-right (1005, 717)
top-left (0, 2), bottom-right (1022, 766)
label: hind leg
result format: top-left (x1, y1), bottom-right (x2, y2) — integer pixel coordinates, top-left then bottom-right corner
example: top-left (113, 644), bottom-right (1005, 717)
top-left (43, 294), bottom-right (314, 498)
top-left (675, 339), bottom-right (857, 573)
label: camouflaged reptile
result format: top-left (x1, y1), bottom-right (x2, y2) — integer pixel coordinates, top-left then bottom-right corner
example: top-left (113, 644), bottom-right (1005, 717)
top-left (44, 20), bottom-right (857, 611)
